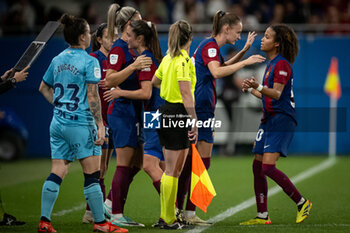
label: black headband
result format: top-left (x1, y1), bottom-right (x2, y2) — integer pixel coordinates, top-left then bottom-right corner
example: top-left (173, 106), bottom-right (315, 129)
top-left (96, 23), bottom-right (107, 38)
top-left (120, 9), bottom-right (137, 31)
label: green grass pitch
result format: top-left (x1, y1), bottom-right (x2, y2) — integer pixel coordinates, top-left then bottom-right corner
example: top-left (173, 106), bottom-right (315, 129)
top-left (1, 156), bottom-right (350, 233)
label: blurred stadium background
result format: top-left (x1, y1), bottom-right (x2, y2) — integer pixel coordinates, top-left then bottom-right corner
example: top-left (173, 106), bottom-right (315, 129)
top-left (0, 0), bottom-right (349, 158)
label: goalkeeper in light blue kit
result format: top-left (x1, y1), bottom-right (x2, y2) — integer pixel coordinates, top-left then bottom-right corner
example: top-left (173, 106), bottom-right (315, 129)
top-left (37, 13), bottom-right (127, 233)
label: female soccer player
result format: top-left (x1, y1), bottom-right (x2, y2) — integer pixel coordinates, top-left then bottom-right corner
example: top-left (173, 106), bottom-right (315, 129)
top-left (177, 10), bottom-right (265, 225)
top-left (103, 20), bottom-right (165, 201)
top-left (82, 22), bottom-right (114, 224)
top-left (240, 24), bottom-right (311, 225)
top-left (152, 20), bottom-right (196, 230)
top-left (103, 4), bottom-right (151, 227)
top-left (37, 13), bottom-right (127, 233)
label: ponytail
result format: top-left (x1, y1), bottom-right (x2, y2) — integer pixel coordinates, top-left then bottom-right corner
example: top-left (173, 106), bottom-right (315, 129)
top-left (107, 3), bottom-right (139, 40)
top-left (107, 3), bottom-right (121, 41)
top-left (91, 23), bottom-right (107, 52)
top-left (212, 10), bottom-right (240, 37)
top-left (167, 20), bottom-right (192, 58)
top-left (149, 22), bottom-right (163, 63)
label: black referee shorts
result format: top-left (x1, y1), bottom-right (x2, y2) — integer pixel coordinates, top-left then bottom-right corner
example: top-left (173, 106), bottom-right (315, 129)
top-left (157, 101), bottom-right (191, 150)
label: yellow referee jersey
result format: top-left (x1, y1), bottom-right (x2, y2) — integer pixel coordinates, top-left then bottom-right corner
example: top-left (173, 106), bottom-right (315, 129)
top-left (155, 49), bottom-right (196, 103)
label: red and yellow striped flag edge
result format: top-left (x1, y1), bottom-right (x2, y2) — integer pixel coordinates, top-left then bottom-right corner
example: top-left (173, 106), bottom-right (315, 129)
top-left (190, 144), bottom-right (216, 213)
top-left (324, 57), bottom-right (341, 100)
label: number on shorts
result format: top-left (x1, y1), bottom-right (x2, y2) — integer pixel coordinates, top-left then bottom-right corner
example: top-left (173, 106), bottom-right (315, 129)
top-left (256, 129), bottom-right (264, 141)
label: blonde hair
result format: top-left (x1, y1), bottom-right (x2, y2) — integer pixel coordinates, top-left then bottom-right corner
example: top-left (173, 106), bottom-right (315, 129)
top-left (107, 3), bottom-right (139, 40)
top-left (167, 20), bottom-right (192, 58)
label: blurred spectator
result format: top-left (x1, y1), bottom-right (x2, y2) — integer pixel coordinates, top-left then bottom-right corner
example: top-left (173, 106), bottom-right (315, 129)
top-left (140, 0), bottom-right (167, 24)
top-left (80, 2), bottom-right (98, 25)
top-left (206, 0), bottom-right (227, 20)
top-left (173, 0), bottom-right (205, 24)
top-left (230, 3), bottom-right (259, 29)
top-left (2, 0), bottom-right (35, 35)
top-left (0, 0), bottom-right (350, 35)
top-left (46, 7), bottom-right (64, 22)
top-left (270, 3), bottom-right (284, 24)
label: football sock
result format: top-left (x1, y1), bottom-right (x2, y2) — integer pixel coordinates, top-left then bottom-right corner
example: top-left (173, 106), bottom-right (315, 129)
top-left (153, 180), bottom-right (161, 194)
top-left (87, 178), bottom-right (106, 211)
top-left (297, 197), bottom-right (306, 211)
top-left (104, 198), bottom-right (112, 207)
top-left (184, 210), bottom-right (195, 218)
top-left (111, 166), bottom-right (131, 214)
top-left (262, 164), bottom-right (302, 204)
top-left (99, 178), bottom-right (106, 201)
top-left (202, 157), bottom-right (211, 170)
top-left (41, 173), bottom-right (62, 221)
top-left (160, 174), bottom-right (178, 224)
top-left (84, 171), bottom-right (105, 223)
top-left (253, 160), bottom-right (268, 213)
top-left (257, 212), bottom-right (268, 219)
top-left (177, 155), bottom-right (192, 210)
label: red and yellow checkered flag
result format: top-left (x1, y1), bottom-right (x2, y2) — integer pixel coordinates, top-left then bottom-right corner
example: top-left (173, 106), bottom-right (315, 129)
top-left (324, 57), bottom-right (341, 100)
top-left (190, 144), bottom-right (216, 213)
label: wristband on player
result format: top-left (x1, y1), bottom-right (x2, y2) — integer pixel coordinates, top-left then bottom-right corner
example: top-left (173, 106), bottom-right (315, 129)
top-left (256, 84), bottom-right (263, 92)
top-left (247, 88), bottom-right (253, 93)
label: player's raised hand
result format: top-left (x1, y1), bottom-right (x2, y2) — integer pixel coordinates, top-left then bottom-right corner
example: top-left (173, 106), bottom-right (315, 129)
top-left (13, 66), bottom-right (30, 83)
top-left (132, 55), bottom-right (152, 70)
top-left (243, 31), bottom-right (257, 52)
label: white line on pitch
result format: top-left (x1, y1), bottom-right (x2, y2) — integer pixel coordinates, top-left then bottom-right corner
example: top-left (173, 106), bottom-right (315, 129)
top-left (186, 158), bottom-right (336, 233)
top-left (52, 203), bottom-right (85, 217)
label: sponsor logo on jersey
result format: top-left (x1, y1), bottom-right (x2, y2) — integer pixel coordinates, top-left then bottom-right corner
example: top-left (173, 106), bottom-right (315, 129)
top-left (279, 70), bottom-right (288, 76)
top-left (110, 54), bottom-right (118, 65)
top-left (94, 67), bottom-right (101, 78)
top-left (208, 48), bottom-right (217, 58)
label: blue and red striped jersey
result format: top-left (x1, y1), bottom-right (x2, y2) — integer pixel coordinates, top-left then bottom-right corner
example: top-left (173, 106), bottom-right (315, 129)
top-left (193, 37), bottom-right (224, 114)
top-left (261, 54), bottom-right (296, 123)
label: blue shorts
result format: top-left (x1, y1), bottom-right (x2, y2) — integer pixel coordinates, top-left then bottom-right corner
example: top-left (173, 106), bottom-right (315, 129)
top-left (108, 100), bottom-right (144, 149)
top-left (144, 129), bottom-right (164, 161)
top-left (50, 117), bottom-right (101, 161)
top-left (197, 112), bottom-right (215, 144)
top-left (252, 113), bottom-right (296, 157)
top-left (101, 127), bottom-right (114, 150)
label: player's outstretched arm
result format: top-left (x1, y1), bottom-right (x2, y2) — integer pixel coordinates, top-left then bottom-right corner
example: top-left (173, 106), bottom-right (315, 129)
top-left (39, 81), bottom-right (53, 104)
top-left (208, 54), bottom-right (265, 79)
top-left (87, 83), bottom-right (105, 146)
top-left (225, 31), bottom-right (257, 66)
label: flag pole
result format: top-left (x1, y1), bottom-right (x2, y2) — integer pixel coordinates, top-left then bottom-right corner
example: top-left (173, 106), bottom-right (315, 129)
top-left (329, 96), bottom-right (337, 159)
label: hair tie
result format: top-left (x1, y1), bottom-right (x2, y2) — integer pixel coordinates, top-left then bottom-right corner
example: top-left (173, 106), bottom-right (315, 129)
top-left (147, 21), bottom-right (152, 28)
top-left (220, 11), bottom-right (226, 17)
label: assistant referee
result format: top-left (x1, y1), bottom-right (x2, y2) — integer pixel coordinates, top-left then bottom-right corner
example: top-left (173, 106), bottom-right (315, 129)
top-left (152, 20), bottom-right (197, 229)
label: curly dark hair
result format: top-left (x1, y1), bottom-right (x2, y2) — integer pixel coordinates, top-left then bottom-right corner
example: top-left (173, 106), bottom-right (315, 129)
top-left (270, 24), bottom-right (299, 64)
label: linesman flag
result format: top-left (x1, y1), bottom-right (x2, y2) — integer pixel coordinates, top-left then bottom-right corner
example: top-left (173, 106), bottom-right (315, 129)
top-left (324, 57), bottom-right (341, 99)
top-left (190, 144), bottom-right (216, 213)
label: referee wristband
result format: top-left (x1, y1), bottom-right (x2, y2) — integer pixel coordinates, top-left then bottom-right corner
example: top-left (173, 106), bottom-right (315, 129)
top-left (256, 84), bottom-right (263, 92)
